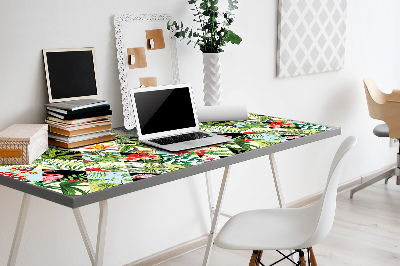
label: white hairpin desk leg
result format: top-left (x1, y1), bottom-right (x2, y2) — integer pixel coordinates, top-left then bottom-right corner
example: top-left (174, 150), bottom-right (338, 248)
top-left (269, 153), bottom-right (286, 208)
top-left (202, 166), bottom-right (231, 266)
top-left (205, 171), bottom-right (214, 222)
top-left (95, 200), bottom-right (108, 266)
top-left (8, 193), bottom-right (31, 266)
top-left (73, 200), bottom-right (108, 266)
top-left (73, 208), bottom-right (95, 265)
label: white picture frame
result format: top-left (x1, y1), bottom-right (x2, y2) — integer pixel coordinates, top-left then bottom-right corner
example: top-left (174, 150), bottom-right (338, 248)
top-left (43, 47), bottom-right (100, 103)
top-left (114, 13), bottom-right (180, 130)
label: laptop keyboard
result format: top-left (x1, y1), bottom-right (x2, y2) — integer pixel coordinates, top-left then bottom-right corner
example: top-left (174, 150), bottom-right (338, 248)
top-left (150, 132), bottom-right (211, 145)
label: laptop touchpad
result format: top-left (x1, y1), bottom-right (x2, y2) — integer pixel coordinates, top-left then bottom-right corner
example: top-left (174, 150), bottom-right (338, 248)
top-left (185, 139), bottom-right (210, 147)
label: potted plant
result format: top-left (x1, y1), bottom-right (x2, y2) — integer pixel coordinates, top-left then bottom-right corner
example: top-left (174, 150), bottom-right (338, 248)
top-left (167, 0), bottom-right (242, 106)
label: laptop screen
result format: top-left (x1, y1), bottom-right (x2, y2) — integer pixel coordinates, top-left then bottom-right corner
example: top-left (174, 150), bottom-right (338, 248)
top-left (134, 86), bottom-right (196, 135)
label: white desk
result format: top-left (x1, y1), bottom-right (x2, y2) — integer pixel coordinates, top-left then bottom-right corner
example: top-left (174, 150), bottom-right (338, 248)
top-left (0, 115), bottom-right (340, 265)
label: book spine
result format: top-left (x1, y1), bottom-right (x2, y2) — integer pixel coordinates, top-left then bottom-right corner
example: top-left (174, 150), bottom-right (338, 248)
top-left (49, 130), bottom-right (113, 143)
top-left (47, 107), bottom-right (68, 114)
top-left (47, 111), bottom-right (64, 119)
top-left (49, 124), bottom-right (112, 136)
top-left (46, 120), bottom-right (111, 131)
top-left (47, 110), bottom-right (112, 120)
top-left (71, 101), bottom-right (109, 111)
top-left (46, 105), bottom-right (110, 115)
top-left (46, 115), bottom-right (112, 125)
top-left (44, 100), bottom-right (108, 111)
top-left (49, 134), bottom-right (115, 149)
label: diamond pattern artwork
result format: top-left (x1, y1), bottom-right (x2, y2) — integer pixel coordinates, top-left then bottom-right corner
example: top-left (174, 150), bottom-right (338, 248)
top-left (277, 0), bottom-right (347, 78)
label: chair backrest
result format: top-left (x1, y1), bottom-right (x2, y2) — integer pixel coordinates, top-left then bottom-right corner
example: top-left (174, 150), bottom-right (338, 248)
top-left (302, 136), bottom-right (356, 248)
top-left (364, 78), bottom-right (381, 120)
top-left (364, 78), bottom-right (388, 120)
top-left (363, 78), bottom-right (400, 138)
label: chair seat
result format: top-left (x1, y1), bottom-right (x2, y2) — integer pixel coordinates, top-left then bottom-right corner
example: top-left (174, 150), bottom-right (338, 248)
top-left (373, 123), bottom-right (389, 137)
top-left (214, 203), bottom-right (320, 251)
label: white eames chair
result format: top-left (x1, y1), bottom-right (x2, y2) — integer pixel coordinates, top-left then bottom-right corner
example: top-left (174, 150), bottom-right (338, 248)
top-left (214, 136), bottom-right (357, 266)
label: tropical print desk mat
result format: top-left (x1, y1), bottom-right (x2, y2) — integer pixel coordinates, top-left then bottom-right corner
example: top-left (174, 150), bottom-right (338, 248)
top-left (0, 114), bottom-right (330, 196)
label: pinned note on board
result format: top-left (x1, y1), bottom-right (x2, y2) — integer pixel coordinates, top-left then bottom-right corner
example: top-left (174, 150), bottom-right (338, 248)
top-left (139, 77), bottom-right (157, 87)
top-left (145, 29), bottom-right (165, 50)
top-left (127, 47), bottom-right (147, 69)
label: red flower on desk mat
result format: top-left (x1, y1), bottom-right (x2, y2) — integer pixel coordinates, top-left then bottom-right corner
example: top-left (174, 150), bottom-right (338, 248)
top-left (85, 167), bottom-right (112, 172)
top-left (0, 167), bottom-right (40, 181)
top-left (121, 152), bottom-right (161, 163)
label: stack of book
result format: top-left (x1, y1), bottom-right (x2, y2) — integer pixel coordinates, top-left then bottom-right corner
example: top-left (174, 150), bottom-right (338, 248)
top-left (45, 99), bottom-right (115, 148)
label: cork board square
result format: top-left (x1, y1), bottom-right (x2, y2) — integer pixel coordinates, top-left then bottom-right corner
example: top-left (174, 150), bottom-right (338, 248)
top-left (140, 77), bottom-right (157, 87)
top-left (146, 29), bottom-right (165, 50)
top-left (127, 47), bottom-right (147, 69)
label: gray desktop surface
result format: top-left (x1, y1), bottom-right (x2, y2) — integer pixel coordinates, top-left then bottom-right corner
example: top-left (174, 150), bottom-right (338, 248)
top-left (0, 126), bottom-right (341, 209)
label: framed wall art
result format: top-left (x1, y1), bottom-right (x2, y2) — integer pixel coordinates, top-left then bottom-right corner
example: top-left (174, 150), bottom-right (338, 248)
top-left (276, 0), bottom-right (347, 78)
top-left (114, 13), bottom-right (180, 130)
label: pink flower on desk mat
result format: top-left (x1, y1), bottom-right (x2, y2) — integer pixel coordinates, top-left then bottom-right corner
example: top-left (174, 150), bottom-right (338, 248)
top-left (85, 167), bottom-right (111, 172)
top-left (131, 174), bottom-right (155, 179)
top-left (268, 122), bottom-right (295, 128)
top-left (42, 170), bottom-right (63, 181)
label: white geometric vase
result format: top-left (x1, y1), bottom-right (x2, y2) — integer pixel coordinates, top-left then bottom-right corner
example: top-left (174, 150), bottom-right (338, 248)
top-left (202, 53), bottom-right (222, 106)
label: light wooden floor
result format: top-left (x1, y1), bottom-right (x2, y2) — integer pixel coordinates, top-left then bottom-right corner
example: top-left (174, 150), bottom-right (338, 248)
top-left (159, 178), bottom-right (400, 266)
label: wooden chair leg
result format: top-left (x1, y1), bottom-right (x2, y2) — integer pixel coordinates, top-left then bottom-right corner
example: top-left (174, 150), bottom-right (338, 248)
top-left (298, 250), bottom-right (307, 266)
top-left (308, 247), bottom-right (318, 266)
top-left (249, 250), bottom-right (263, 266)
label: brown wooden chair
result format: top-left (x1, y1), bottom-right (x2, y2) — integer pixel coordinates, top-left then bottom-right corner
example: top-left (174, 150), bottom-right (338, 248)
top-left (350, 78), bottom-right (400, 198)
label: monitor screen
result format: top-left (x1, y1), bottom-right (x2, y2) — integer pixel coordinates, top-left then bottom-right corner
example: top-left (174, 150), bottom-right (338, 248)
top-left (134, 86), bottom-right (196, 135)
top-left (44, 49), bottom-right (98, 101)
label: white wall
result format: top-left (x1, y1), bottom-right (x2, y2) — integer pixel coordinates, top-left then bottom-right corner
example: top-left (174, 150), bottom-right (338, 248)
top-left (1, 0), bottom-right (400, 265)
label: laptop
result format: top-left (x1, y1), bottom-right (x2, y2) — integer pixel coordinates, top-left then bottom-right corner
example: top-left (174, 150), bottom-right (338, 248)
top-left (130, 84), bottom-right (232, 151)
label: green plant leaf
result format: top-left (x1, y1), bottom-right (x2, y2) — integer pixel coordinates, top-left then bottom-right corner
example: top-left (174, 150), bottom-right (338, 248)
top-left (228, 0), bottom-right (239, 10)
top-left (166, 0), bottom-right (242, 52)
top-left (226, 30), bottom-right (242, 44)
top-left (200, 2), bottom-right (208, 10)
